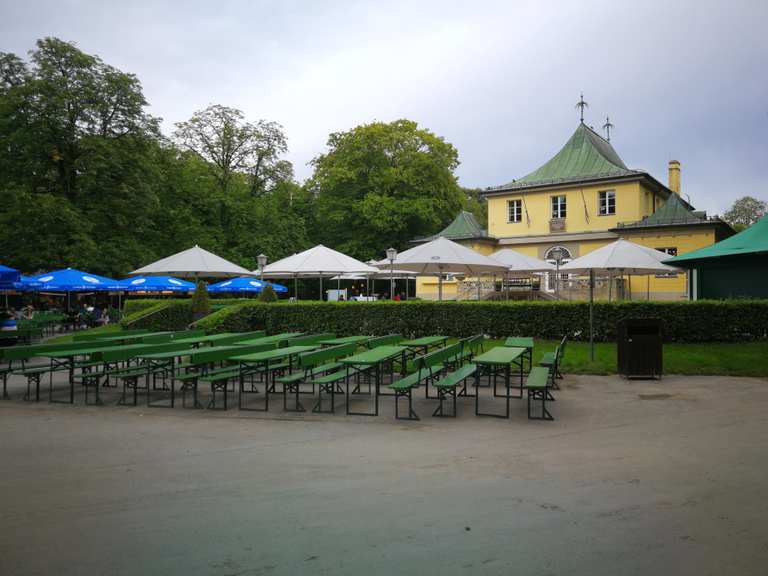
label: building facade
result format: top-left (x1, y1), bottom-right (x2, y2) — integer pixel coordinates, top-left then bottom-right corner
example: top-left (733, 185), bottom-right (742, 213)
top-left (415, 121), bottom-right (732, 300)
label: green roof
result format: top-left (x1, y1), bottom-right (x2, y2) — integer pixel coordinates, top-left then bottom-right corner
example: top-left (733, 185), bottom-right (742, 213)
top-left (666, 214), bottom-right (768, 265)
top-left (617, 193), bottom-right (705, 229)
top-left (417, 211), bottom-right (491, 242)
top-left (496, 123), bottom-right (640, 190)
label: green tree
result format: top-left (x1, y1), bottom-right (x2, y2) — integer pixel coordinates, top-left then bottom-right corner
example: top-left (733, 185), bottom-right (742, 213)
top-left (258, 284), bottom-right (278, 302)
top-left (173, 104), bottom-right (290, 195)
top-left (190, 281), bottom-right (211, 318)
top-left (308, 119), bottom-right (464, 260)
top-left (723, 196), bottom-right (767, 230)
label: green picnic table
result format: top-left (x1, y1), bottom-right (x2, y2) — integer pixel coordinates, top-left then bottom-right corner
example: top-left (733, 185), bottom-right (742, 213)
top-left (318, 335), bottom-right (371, 347)
top-left (235, 332), bottom-right (304, 347)
top-left (401, 335), bottom-right (449, 356)
top-left (339, 345), bottom-right (407, 416)
top-left (171, 332), bottom-right (252, 347)
top-left (503, 337), bottom-right (534, 372)
top-left (473, 346), bottom-right (526, 419)
top-left (232, 345), bottom-right (318, 411)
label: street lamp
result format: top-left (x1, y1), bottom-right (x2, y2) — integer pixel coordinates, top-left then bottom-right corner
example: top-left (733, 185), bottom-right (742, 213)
top-left (549, 246), bottom-right (565, 298)
top-left (386, 247), bottom-right (397, 300)
top-left (257, 253), bottom-right (267, 282)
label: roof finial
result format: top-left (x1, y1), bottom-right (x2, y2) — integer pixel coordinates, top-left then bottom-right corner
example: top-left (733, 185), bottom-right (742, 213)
top-left (575, 93), bottom-right (588, 123)
top-left (602, 115), bottom-right (614, 141)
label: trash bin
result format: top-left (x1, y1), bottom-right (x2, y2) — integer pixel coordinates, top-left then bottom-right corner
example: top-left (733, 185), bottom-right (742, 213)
top-left (617, 318), bottom-right (662, 379)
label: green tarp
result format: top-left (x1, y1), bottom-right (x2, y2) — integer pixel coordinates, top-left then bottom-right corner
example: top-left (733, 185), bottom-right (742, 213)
top-left (665, 214), bottom-right (768, 266)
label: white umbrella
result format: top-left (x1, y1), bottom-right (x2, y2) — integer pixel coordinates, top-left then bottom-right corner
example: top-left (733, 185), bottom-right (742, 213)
top-left (129, 245), bottom-right (254, 279)
top-left (489, 248), bottom-right (556, 275)
top-left (259, 245), bottom-right (379, 300)
top-left (374, 236), bottom-right (508, 300)
top-left (559, 239), bottom-right (680, 359)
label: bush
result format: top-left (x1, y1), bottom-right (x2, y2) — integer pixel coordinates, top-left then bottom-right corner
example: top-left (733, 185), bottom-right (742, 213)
top-left (122, 297), bottom-right (251, 318)
top-left (192, 300), bottom-right (768, 342)
top-left (258, 284), bottom-right (278, 303)
top-left (122, 302), bottom-right (194, 331)
top-left (191, 281), bottom-right (210, 317)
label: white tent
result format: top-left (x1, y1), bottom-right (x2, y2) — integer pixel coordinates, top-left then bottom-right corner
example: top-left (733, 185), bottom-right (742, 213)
top-left (489, 248), bottom-right (556, 275)
top-left (374, 236), bottom-right (508, 300)
top-left (559, 238), bottom-right (681, 359)
top-left (129, 245), bottom-right (254, 279)
top-left (259, 245), bottom-right (379, 300)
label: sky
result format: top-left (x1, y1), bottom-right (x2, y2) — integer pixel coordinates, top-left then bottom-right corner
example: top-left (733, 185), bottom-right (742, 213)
top-left (1, 0), bottom-right (766, 215)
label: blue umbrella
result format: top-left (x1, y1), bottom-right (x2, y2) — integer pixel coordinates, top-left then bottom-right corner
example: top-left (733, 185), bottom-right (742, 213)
top-left (29, 268), bottom-right (123, 292)
top-left (0, 264), bottom-right (21, 285)
top-left (119, 275), bottom-right (195, 292)
top-left (208, 277), bottom-right (288, 294)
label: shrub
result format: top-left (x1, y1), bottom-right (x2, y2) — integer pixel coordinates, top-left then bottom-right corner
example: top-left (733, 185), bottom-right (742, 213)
top-left (191, 281), bottom-right (211, 318)
top-left (258, 284), bottom-right (278, 303)
top-left (122, 302), bottom-right (193, 331)
top-left (192, 300), bottom-right (768, 342)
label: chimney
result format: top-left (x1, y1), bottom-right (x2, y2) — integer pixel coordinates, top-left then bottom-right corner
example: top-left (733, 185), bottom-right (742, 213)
top-left (668, 160), bottom-right (681, 194)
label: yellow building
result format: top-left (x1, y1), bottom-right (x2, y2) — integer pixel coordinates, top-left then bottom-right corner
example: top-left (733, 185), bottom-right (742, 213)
top-left (416, 121), bottom-right (733, 300)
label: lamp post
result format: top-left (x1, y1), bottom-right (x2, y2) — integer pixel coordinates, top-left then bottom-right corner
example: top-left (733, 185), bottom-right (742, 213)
top-left (257, 253), bottom-right (267, 283)
top-left (386, 247), bottom-right (397, 300)
top-left (549, 247), bottom-right (565, 299)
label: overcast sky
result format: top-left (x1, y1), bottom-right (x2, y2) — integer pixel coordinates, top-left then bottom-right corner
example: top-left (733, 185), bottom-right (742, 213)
top-left (2, 0), bottom-right (766, 215)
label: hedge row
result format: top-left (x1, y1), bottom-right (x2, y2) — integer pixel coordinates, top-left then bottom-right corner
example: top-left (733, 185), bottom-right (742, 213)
top-left (191, 300), bottom-right (768, 342)
top-left (122, 298), bottom-right (252, 318)
top-left (122, 302), bottom-right (194, 331)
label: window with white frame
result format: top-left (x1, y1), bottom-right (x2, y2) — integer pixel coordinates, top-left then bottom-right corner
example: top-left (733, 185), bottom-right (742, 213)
top-left (599, 190), bottom-right (616, 215)
top-left (551, 195), bottom-right (566, 219)
top-left (507, 199), bottom-right (522, 223)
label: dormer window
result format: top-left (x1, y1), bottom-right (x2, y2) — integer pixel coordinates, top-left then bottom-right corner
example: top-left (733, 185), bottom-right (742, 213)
top-left (599, 190), bottom-right (616, 215)
top-left (551, 195), bottom-right (567, 219)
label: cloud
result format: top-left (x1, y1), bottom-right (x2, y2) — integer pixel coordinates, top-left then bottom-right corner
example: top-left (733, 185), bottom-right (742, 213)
top-left (2, 0), bottom-right (766, 215)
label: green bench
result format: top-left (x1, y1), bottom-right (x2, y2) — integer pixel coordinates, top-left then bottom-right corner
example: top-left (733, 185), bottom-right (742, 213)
top-left (524, 365), bottom-right (555, 420)
top-left (539, 335), bottom-right (566, 389)
top-left (174, 343), bottom-right (279, 409)
top-left (432, 363), bottom-right (478, 418)
top-left (389, 343), bottom-right (462, 421)
top-left (278, 342), bottom-right (357, 412)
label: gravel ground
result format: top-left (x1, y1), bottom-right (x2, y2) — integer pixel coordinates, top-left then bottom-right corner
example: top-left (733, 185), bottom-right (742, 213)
top-left (1, 372), bottom-right (767, 575)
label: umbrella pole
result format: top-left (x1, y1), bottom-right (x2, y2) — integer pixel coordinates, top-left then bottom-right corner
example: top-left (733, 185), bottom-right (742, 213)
top-left (294, 276), bottom-right (298, 302)
top-left (589, 270), bottom-right (595, 361)
top-left (438, 274), bottom-right (443, 301)
top-left (628, 274), bottom-right (632, 301)
top-left (608, 273), bottom-right (612, 302)
top-left (320, 276), bottom-right (323, 301)
top-left (647, 276), bottom-right (650, 301)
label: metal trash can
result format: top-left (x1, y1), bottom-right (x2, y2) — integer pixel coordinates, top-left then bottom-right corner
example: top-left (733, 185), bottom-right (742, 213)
top-left (617, 318), bottom-right (662, 379)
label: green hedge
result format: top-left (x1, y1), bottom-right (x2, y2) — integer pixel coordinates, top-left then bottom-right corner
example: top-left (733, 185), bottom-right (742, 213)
top-left (122, 302), bottom-right (194, 331)
top-left (122, 298), bottom-right (252, 319)
top-left (191, 300), bottom-right (768, 342)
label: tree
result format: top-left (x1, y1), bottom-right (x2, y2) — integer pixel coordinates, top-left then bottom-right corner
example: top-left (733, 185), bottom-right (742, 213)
top-left (173, 105), bottom-right (290, 195)
top-left (308, 119), bottom-right (465, 260)
top-left (258, 284), bottom-right (278, 302)
top-left (190, 281), bottom-right (211, 319)
top-left (723, 196), bottom-right (767, 230)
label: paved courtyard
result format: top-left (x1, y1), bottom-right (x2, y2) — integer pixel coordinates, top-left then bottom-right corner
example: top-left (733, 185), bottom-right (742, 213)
top-left (1, 373), bottom-right (767, 575)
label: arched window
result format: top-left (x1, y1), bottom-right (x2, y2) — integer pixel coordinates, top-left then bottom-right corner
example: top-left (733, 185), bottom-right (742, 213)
top-left (544, 246), bottom-right (573, 292)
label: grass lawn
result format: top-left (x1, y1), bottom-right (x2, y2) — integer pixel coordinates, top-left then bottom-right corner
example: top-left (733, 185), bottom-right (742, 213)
top-left (42, 327), bottom-right (768, 377)
top-left (477, 339), bottom-right (768, 378)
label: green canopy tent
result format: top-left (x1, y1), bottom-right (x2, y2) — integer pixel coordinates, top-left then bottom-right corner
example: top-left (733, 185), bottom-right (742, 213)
top-left (664, 214), bottom-right (768, 299)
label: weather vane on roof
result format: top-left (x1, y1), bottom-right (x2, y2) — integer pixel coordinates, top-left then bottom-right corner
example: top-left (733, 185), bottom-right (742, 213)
top-left (602, 115), bottom-right (614, 141)
top-left (575, 93), bottom-right (588, 123)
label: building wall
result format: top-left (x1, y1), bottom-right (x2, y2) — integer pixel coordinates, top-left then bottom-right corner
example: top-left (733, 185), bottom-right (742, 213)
top-left (487, 180), bottom-right (658, 238)
top-left (415, 239), bottom-right (496, 301)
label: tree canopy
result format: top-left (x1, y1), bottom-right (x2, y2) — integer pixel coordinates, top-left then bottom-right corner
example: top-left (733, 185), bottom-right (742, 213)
top-left (723, 196), bottom-right (767, 231)
top-left (309, 119), bottom-right (466, 260)
top-left (0, 38), bottom-right (484, 278)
